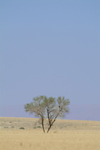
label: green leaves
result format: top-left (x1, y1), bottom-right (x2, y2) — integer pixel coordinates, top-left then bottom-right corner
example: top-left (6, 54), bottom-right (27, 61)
top-left (24, 103), bottom-right (34, 113)
top-left (57, 96), bottom-right (62, 104)
top-left (25, 96), bottom-right (70, 117)
top-left (57, 96), bottom-right (70, 105)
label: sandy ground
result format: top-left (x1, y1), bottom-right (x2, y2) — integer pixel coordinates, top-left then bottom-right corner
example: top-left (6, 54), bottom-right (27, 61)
top-left (0, 117), bottom-right (100, 150)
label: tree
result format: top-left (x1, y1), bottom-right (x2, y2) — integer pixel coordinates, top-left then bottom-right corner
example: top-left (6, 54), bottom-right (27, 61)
top-left (24, 96), bottom-right (70, 133)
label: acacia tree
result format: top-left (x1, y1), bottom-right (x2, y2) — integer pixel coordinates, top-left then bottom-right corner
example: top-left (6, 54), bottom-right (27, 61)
top-left (24, 96), bottom-right (70, 133)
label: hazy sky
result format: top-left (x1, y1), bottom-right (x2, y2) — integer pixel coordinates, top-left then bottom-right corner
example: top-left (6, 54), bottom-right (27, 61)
top-left (1, 0), bottom-right (100, 106)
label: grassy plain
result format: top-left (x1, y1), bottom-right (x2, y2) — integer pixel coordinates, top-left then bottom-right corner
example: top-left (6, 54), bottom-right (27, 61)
top-left (0, 117), bottom-right (100, 150)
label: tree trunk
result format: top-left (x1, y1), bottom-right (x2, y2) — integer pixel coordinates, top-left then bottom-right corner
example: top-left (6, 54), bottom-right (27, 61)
top-left (47, 125), bottom-right (52, 133)
top-left (47, 112), bottom-right (60, 133)
top-left (42, 118), bottom-right (45, 133)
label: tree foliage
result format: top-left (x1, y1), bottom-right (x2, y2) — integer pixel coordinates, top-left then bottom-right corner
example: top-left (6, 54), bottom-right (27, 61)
top-left (24, 96), bottom-right (70, 133)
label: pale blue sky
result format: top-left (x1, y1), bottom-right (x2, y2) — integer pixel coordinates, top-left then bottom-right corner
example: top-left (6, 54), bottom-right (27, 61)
top-left (1, 0), bottom-right (100, 106)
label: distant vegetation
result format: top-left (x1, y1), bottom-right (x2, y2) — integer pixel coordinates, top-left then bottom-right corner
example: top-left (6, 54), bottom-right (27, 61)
top-left (19, 127), bottom-right (25, 129)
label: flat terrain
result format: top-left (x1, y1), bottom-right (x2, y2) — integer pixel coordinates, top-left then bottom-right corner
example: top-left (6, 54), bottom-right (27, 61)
top-left (0, 117), bottom-right (100, 150)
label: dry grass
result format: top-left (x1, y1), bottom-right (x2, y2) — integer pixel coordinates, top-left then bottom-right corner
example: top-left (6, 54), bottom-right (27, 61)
top-left (0, 117), bottom-right (100, 150)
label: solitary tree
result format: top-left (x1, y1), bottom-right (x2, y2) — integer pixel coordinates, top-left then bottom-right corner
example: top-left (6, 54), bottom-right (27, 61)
top-left (24, 96), bottom-right (70, 133)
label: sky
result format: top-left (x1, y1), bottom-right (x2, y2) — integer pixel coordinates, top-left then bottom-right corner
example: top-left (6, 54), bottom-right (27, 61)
top-left (1, 0), bottom-right (100, 107)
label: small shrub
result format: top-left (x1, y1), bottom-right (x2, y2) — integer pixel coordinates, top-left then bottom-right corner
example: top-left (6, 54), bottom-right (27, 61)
top-left (19, 127), bottom-right (25, 129)
top-left (4, 126), bottom-right (8, 128)
top-left (11, 126), bottom-right (14, 128)
top-left (37, 126), bottom-right (41, 128)
top-left (9, 121), bottom-right (12, 123)
top-left (34, 127), bottom-right (37, 129)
